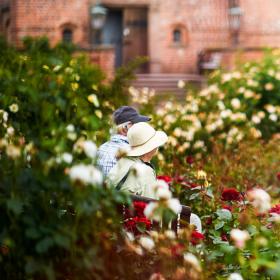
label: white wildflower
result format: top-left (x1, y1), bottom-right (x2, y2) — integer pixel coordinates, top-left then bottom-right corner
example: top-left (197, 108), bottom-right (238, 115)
top-left (9, 103), bottom-right (19, 113)
top-left (265, 83), bottom-right (274, 91)
top-left (252, 115), bottom-right (261, 124)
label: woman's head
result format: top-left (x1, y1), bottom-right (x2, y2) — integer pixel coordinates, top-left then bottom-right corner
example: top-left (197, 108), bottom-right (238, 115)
top-left (126, 122), bottom-right (168, 157)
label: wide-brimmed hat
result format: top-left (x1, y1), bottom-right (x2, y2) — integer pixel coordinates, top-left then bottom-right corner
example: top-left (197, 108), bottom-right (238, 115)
top-left (127, 122), bottom-right (168, 157)
top-left (113, 106), bottom-right (151, 125)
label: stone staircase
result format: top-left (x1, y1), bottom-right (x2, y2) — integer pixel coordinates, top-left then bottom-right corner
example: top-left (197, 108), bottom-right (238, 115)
top-left (132, 73), bottom-right (205, 94)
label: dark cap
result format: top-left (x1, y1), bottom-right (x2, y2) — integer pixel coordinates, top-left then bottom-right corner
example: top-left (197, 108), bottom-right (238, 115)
top-left (113, 106), bottom-right (151, 125)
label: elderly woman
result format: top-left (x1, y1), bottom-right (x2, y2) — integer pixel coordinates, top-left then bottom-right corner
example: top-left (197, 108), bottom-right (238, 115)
top-left (107, 122), bottom-right (167, 199)
top-left (107, 122), bottom-right (202, 232)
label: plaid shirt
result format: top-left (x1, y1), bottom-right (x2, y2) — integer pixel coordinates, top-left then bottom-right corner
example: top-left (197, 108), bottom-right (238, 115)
top-left (97, 134), bottom-right (129, 176)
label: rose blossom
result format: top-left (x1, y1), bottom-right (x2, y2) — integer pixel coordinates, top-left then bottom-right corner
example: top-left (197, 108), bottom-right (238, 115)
top-left (139, 236), bottom-right (155, 251)
top-left (247, 188), bottom-right (271, 213)
top-left (230, 229), bottom-right (250, 249)
top-left (191, 231), bottom-right (205, 245)
top-left (228, 273), bottom-right (243, 280)
top-left (221, 188), bottom-right (241, 201)
top-left (82, 140), bottom-right (97, 159)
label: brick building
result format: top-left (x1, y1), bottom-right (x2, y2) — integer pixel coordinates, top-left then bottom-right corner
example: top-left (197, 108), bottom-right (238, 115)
top-left (1, 0), bottom-right (280, 78)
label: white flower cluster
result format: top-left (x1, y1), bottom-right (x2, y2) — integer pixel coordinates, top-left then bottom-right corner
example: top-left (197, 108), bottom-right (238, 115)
top-left (144, 180), bottom-right (182, 222)
top-left (230, 229), bottom-right (250, 249)
top-left (69, 164), bottom-right (103, 186)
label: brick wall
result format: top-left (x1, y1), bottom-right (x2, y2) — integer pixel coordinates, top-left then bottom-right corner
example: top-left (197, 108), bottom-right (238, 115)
top-left (3, 0), bottom-right (280, 75)
top-left (14, 0), bottom-right (90, 47)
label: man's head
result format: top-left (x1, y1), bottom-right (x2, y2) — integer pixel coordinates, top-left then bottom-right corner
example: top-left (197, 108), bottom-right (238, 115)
top-left (113, 106), bottom-right (151, 135)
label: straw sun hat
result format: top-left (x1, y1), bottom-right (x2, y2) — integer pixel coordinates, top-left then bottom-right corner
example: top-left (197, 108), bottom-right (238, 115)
top-left (127, 122), bottom-right (168, 157)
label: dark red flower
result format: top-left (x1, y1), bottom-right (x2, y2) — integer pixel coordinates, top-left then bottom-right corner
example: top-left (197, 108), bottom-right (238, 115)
top-left (222, 204), bottom-right (233, 212)
top-left (205, 216), bottom-right (213, 226)
top-left (157, 175), bottom-right (172, 183)
top-left (171, 243), bottom-right (185, 257)
top-left (191, 231), bottom-right (204, 245)
top-left (174, 175), bottom-right (184, 183)
top-left (221, 188), bottom-right (241, 201)
top-left (269, 204), bottom-right (280, 215)
top-left (186, 155), bottom-right (194, 165)
top-left (277, 172), bottom-right (280, 181)
top-left (124, 216), bottom-right (151, 235)
top-left (133, 201), bottom-right (147, 217)
top-left (221, 233), bottom-right (228, 241)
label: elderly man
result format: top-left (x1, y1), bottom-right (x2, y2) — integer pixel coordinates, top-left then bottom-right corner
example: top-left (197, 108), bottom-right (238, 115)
top-left (97, 106), bottom-right (151, 176)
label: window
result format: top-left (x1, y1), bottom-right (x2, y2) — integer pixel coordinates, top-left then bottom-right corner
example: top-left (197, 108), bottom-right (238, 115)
top-left (173, 29), bottom-right (182, 43)
top-left (62, 29), bottom-right (73, 43)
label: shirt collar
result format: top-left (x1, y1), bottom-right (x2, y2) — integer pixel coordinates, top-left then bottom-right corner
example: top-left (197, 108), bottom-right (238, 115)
top-left (110, 134), bottom-right (129, 144)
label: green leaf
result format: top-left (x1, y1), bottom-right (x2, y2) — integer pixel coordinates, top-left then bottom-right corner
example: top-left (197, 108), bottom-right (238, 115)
top-left (215, 220), bottom-right (225, 230)
top-left (36, 237), bottom-right (54, 253)
top-left (216, 209), bottom-right (232, 221)
top-left (6, 197), bottom-right (23, 215)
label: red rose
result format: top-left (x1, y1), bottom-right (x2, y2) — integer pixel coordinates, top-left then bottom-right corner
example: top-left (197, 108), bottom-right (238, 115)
top-left (157, 175), bottom-right (172, 183)
top-left (186, 155), bottom-right (194, 165)
top-left (222, 204), bottom-right (233, 212)
top-left (269, 204), bottom-right (280, 215)
top-left (133, 201), bottom-right (147, 217)
top-left (205, 216), bottom-right (213, 226)
top-left (124, 216), bottom-right (151, 235)
top-left (171, 243), bottom-right (185, 257)
top-left (277, 172), bottom-right (280, 181)
top-left (191, 231), bottom-right (204, 245)
top-left (221, 188), bottom-right (241, 201)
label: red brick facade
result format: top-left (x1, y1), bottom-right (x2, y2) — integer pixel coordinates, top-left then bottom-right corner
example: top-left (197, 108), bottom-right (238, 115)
top-left (1, 0), bottom-right (280, 74)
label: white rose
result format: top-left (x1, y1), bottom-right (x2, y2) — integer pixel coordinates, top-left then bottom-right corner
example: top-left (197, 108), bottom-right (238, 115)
top-left (247, 188), bottom-right (271, 213)
top-left (83, 140), bottom-right (97, 159)
top-left (66, 124), bottom-right (75, 132)
top-left (183, 253), bottom-right (201, 271)
top-left (228, 273), bottom-right (243, 280)
top-left (9, 103), bottom-right (19, 113)
top-left (252, 115), bottom-right (261, 124)
top-left (166, 198), bottom-right (182, 214)
top-left (231, 98), bottom-right (241, 109)
top-left (269, 114), bottom-right (278, 122)
top-left (156, 187), bottom-right (172, 200)
top-left (139, 236), bottom-right (155, 251)
top-left (230, 229), bottom-right (250, 249)
top-left (7, 126), bottom-right (15, 136)
top-left (61, 152), bottom-right (73, 164)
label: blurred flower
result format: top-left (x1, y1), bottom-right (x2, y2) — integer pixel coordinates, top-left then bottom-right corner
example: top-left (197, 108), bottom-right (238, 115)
top-left (222, 204), bottom-right (233, 212)
top-left (124, 217), bottom-right (151, 234)
top-left (6, 144), bottom-right (21, 159)
top-left (269, 204), bottom-right (280, 215)
top-left (183, 253), bottom-right (201, 271)
top-left (252, 115), bottom-right (261, 124)
top-left (139, 236), bottom-right (155, 251)
top-left (87, 94), bottom-right (99, 107)
top-left (144, 202), bottom-right (161, 221)
top-left (228, 273), bottom-right (243, 280)
top-left (177, 80), bottom-right (186, 89)
top-left (164, 230), bottom-right (176, 240)
top-left (221, 233), bottom-right (228, 241)
top-left (83, 140), bottom-right (97, 159)
top-left (157, 175), bottom-right (172, 184)
top-left (269, 114), bottom-right (278, 122)
top-left (221, 188), bottom-right (241, 201)
top-left (149, 273), bottom-right (166, 280)
top-left (7, 126), bottom-right (15, 136)
top-left (9, 103), bottom-right (19, 113)
top-left (171, 243), bottom-right (185, 257)
top-left (247, 188), bottom-right (271, 213)
top-left (69, 164), bottom-right (103, 186)
top-left (196, 170), bottom-right (207, 180)
top-left (231, 98), bottom-right (241, 109)
top-left (186, 155), bottom-right (194, 165)
top-left (230, 229), bottom-right (250, 249)
top-left (60, 152), bottom-right (73, 164)
top-left (156, 187), bottom-right (172, 200)
top-left (191, 231), bottom-right (204, 245)
top-left (66, 124), bottom-right (75, 132)
top-left (166, 198), bottom-right (182, 214)
top-left (265, 83), bottom-right (274, 91)
top-left (277, 172), bottom-right (280, 181)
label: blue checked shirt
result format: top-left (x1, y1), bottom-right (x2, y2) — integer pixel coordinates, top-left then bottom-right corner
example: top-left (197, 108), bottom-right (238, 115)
top-left (97, 134), bottom-right (129, 176)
